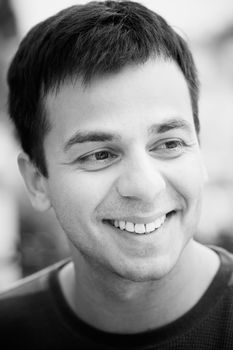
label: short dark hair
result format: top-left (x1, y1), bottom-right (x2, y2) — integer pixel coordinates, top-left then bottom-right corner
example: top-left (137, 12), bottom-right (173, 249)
top-left (7, 0), bottom-right (200, 177)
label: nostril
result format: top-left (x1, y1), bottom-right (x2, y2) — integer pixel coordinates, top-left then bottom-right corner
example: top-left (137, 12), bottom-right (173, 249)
top-left (167, 210), bottom-right (176, 217)
top-left (116, 174), bottom-right (166, 201)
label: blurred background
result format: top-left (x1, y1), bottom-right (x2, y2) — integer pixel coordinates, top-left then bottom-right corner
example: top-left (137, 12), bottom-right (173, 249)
top-left (0, 0), bottom-right (233, 291)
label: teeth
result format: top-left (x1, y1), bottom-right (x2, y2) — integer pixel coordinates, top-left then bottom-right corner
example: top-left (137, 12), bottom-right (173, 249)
top-left (154, 216), bottom-right (165, 228)
top-left (145, 222), bottom-right (156, 233)
top-left (125, 222), bottom-right (134, 232)
top-left (134, 223), bottom-right (146, 234)
top-left (119, 221), bottom-right (126, 230)
top-left (110, 215), bottom-right (166, 234)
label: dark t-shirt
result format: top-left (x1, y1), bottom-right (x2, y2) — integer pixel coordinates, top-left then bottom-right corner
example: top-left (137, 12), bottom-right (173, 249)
top-left (1, 246), bottom-right (233, 349)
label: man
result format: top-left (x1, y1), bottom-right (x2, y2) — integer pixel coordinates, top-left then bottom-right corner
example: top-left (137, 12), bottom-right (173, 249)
top-left (1, 1), bottom-right (233, 349)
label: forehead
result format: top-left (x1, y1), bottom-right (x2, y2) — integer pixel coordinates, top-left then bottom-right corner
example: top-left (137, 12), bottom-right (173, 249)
top-left (44, 59), bottom-right (194, 143)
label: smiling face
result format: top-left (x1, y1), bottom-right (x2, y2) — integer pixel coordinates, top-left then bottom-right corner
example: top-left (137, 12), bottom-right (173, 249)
top-left (41, 59), bottom-right (206, 282)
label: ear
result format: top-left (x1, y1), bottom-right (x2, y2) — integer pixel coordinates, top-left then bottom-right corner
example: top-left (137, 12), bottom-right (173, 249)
top-left (18, 152), bottom-right (51, 211)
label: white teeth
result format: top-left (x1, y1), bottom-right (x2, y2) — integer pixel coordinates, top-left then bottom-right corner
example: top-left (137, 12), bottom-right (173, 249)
top-left (111, 215), bottom-right (166, 234)
top-left (154, 215), bottom-right (166, 228)
top-left (145, 222), bottom-right (156, 233)
top-left (119, 221), bottom-right (126, 230)
top-left (134, 223), bottom-right (146, 234)
top-left (125, 222), bottom-right (134, 232)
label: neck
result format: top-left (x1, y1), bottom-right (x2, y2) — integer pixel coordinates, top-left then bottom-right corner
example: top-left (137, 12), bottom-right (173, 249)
top-left (59, 241), bottom-right (220, 333)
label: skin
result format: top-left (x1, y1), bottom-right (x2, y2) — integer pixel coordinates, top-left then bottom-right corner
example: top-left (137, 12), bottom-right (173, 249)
top-left (19, 59), bottom-right (219, 333)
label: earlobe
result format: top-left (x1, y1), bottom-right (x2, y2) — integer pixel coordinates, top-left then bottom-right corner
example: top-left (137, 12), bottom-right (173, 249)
top-left (18, 153), bottom-right (51, 211)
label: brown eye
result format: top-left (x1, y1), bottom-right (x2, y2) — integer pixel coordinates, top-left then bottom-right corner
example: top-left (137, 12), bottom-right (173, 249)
top-left (95, 151), bottom-right (110, 160)
top-left (77, 149), bottom-right (119, 171)
top-left (150, 138), bottom-right (189, 159)
top-left (164, 140), bottom-right (182, 149)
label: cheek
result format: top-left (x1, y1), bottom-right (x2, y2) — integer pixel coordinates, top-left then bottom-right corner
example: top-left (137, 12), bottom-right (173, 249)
top-left (168, 155), bottom-right (206, 205)
top-left (49, 170), bottom-right (116, 220)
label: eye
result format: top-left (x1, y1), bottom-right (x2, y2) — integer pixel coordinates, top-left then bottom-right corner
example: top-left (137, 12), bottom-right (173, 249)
top-left (77, 149), bottom-right (119, 170)
top-left (92, 150), bottom-right (112, 160)
top-left (160, 140), bottom-right (185, 150)
top-left (150, 139), bottom-right (189, 158)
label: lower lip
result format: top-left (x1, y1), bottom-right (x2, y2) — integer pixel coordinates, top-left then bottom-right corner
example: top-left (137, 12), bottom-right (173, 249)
top-left (103, 211), bottom-right (175, 237)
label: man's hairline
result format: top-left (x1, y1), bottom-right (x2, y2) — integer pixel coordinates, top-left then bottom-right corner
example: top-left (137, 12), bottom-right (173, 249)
top-left (42, 60), bottom-right (199, 124)
top-left (38, 57), bottom-right (200, 175)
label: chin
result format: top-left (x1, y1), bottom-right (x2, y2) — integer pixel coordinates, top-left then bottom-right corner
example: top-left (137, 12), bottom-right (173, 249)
top-left (112, 255), bottom-right (176, 282)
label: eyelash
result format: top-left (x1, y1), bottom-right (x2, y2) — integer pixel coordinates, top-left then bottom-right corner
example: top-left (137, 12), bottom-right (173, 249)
top-left (76, 139), bottom-right (191, 170)
top-left (78, 150), bottom-right (119, 169)
top-left (152, 139), bottom-right (188, 152)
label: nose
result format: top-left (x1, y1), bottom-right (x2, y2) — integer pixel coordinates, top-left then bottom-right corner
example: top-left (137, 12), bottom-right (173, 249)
top-left (116, 153), bottom-right (166, 203)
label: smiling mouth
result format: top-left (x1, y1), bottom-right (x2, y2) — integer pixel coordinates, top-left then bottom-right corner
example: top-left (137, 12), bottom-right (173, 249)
top-left (104, 211), bottom-right (175, 235)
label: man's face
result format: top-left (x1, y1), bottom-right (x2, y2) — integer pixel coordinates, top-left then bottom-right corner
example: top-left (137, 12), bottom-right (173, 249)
top-left (43, 59), bottom-right (206, 282)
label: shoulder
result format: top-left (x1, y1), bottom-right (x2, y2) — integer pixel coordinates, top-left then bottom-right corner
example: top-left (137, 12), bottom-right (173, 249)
top-left (0, 259), bottom-right (80, 348)
top-left (0, 259), bottom-right (69, 321)
top-left (212, 245), bottom-right (233, 285)
top-left (208, 246), bottom-right (233, 324)
top-left (0, 259), bottom-right (69, 298)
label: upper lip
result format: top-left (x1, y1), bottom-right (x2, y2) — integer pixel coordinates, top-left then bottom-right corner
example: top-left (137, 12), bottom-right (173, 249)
top-left (105, 211), bottom-right (174, 225)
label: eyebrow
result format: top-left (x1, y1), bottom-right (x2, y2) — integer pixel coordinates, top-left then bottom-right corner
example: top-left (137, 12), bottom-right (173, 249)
top-left (64, 131), bottom-right (121, 152)
top-left (64, 118), bottom-right (193, 152)
top-left (149, 118), bottom-right (193, 135)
